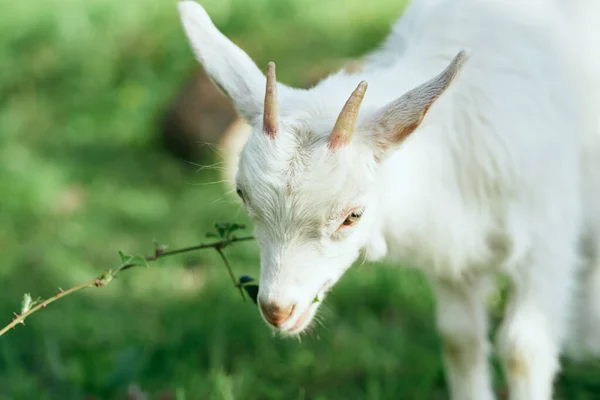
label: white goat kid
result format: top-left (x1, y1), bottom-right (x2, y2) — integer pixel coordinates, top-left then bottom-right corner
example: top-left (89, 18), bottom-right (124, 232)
top-left (178, 0), bottom-right (599, 399)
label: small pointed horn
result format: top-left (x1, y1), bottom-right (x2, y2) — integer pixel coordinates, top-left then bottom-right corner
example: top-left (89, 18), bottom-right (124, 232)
top-left (329, 81), bottom-right (368, 150)
top-left (263, 62), bottom-right (279, 137)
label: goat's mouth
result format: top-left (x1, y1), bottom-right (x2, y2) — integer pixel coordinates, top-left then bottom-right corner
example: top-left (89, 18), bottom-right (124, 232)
top-left (278, 279), bottom-right (334, 335)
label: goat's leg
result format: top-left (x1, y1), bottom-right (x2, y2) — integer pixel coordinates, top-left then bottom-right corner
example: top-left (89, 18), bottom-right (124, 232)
top-left (431, 276), bottom-right (495, 400)
top-left (576, 237), bottom-right (600, 356)
top-left (497, 254), bottom-right (577, 400)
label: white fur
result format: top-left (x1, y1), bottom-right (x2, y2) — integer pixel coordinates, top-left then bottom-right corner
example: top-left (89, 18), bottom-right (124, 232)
top-left (178, 0), bottom-right (600, 398)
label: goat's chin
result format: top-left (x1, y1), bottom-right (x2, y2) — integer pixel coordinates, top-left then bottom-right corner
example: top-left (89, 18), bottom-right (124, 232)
top-left (275, 279), bottom-right (335, 337)
top-left (277, 301), bottom-right (322, 337)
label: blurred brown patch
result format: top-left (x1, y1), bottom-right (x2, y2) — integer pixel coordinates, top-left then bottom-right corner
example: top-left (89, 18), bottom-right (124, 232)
top-left (178, 265), bottom-right (208, 294)
top-left (498, 386), bottom-right (508, 400)
top-left (53, 184), bottom-right (86, 216)
top-left (159, 68), bottom-right (237, 162)
top-left (157, 389), bottom-right (175, 400)
top-left (126, 383), bottom-right (148, 400)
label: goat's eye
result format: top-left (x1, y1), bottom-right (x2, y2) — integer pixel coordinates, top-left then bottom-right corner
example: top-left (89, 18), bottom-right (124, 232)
top-left (236, 188), bottom-right (245, 200)
top-left (342, 211), bottom-right (363, 227)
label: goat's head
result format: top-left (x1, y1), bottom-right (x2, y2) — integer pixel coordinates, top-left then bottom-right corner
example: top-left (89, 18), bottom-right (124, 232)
top-left (178, 1), bottom-right (468, 335)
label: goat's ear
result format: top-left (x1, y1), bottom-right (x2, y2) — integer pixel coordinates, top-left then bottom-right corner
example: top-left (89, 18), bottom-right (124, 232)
top-left (178, 1), bottom-right (277, 122)
top-left (363, 50), bottom-right (469, 157)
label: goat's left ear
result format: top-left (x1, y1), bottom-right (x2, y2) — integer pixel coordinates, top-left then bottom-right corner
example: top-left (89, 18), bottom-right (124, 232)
top-left (363, 50), bottom-right (469, 157)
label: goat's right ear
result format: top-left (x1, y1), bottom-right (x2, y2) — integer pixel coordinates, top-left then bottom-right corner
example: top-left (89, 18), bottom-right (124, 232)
top-left (178, 1), bottom-right (268, 122)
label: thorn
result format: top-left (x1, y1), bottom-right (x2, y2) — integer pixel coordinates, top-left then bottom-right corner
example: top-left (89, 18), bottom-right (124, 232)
top-left (42, 303), bottom-right (47, 308)
top-left (59, 288), bottom-right (64, 293)
top-left (153, 240), bottom-right (166, 259)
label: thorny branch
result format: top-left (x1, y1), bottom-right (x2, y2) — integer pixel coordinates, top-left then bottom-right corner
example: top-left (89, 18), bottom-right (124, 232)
top-left (0, 223), bottom-right (258, 338)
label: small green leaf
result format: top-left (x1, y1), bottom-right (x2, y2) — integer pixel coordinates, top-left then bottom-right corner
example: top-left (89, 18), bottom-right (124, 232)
top-left (20, 293), bottom-right (41, 314)
top-left (118, 250), bottom-right (130, 264)
top-left (205, 232), bottom-right (218, 238)
top-left (238, 275), bottom-right (255, 285)
top-left (228, 223), bottom-right (246, 233)
top-left (118, 251), bottom-right (149, 268)
top-left (312, 295), bottom-right (320, 304)
top-left (214, 223), bottom-right (227, 238)
top-left (21, 294), bottom-right (33, 314)
top-left (212, 222), bottom-right (246, 240)
top-left (131, 255), bottom-right (150, 268)
top-left (242, 284), bottom-right (259, 305)
top-left (96, 270), bottom-right (114, 286)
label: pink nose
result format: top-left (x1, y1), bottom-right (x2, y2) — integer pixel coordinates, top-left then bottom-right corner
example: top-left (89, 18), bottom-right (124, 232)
top-left (258, 300), bottom-right (295, 327)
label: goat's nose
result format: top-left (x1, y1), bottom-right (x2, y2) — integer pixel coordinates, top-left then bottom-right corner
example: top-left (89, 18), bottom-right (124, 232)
top-left (258, 299), bottom-right (295, 327)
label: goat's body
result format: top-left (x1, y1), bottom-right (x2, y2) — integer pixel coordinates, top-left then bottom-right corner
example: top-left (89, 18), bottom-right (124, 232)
top-left (317, 0), bottom-right (600, 397)
top-left (358, 0), bottom-right (586, 278)
top-left (565, 0), bottom-right (600, 358)
top-left (178, 0), bottom-right (600, 398)
top-left (361, 0), bottom-right (600, 397)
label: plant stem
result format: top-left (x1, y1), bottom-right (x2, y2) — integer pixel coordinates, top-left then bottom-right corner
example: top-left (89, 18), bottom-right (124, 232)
top-left (215, 247), bottom-right (245, 302)
top-left (0, 280), bottom-right (97, 336)
top-left (117, 236), bottom-right (254, 273)
top-left (0, 235), bottom-right (254, 338)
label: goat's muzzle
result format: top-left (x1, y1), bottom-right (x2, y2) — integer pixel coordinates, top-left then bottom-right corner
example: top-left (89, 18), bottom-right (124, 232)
top-left (258, 299), bottom-right (295, 327)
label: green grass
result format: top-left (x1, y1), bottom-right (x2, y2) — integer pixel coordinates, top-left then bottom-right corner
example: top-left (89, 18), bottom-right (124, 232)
top-left (1, 0), bottom-right (600, 398)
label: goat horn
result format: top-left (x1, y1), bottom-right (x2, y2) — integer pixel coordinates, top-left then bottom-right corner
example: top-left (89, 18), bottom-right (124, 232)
top-left (263, 61), bottom-right (279, 137)
top-left (329, 80), bottom-right (368, 150)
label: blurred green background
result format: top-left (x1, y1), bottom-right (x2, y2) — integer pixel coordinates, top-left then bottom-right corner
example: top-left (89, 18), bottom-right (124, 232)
top-left (1, 0), bottom-right (600, 398)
